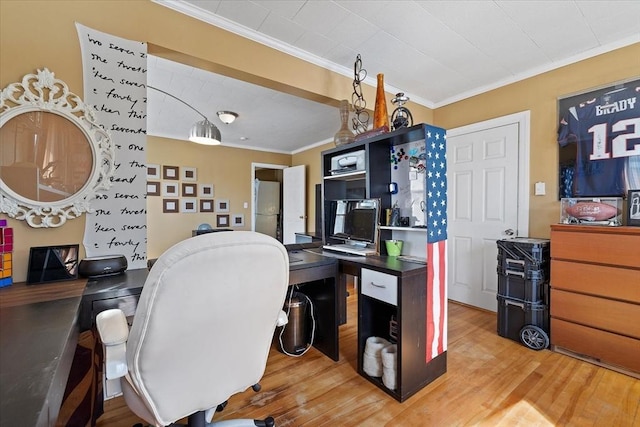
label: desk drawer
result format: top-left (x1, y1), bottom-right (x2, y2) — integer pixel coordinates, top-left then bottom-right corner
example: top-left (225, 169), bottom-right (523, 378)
top-left (92, 294), bottom-right (139, 324)
top-left (361, 268), bottom-right (397, 306)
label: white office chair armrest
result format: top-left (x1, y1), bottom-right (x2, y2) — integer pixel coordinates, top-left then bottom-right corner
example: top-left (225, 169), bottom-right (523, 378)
top-left (276, 310), bottom-right (288, 327)
top-left (96, 309), bottom-right (129, 380)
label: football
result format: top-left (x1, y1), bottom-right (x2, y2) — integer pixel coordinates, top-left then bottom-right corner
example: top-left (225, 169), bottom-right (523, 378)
top-left (565, 202), bottom-right (619, 221)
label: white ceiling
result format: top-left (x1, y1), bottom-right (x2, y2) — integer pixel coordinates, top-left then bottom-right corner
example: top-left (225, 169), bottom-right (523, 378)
top-left (147, 0), bottom-right (640, 154)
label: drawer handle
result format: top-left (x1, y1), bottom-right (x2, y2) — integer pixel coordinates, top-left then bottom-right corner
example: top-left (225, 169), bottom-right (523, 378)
top-left (505, 299), bottom-right (524, 309)
top-left (506, 258), bottom-right (525, 265)
top-left (369, 281), bottom-right (386, 289)
top-left (505, 269), bottom-right (525, 278)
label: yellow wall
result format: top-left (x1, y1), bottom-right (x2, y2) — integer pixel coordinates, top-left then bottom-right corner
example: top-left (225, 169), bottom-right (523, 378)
top-left (147, 136), bottom-right (290, 259)
top-left (435, 44), bottom-right (640, 237)
top-left (1, 0), bottom-right (637, 281)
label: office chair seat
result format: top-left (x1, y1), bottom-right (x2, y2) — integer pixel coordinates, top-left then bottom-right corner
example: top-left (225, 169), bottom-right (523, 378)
top-left (97, 231), bottom-right (289, 426)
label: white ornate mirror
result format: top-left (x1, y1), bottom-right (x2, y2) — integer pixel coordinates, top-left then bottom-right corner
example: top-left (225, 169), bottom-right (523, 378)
top-left (0, 68), bottom-right (115, 227)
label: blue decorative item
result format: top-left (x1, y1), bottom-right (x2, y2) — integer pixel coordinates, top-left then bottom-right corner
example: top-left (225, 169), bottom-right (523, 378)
top-left (197, 223), bottom-right (213, 231)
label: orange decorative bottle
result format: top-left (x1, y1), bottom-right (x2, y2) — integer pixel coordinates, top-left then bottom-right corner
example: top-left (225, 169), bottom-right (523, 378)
top-left (373, 73), bottom-right (389, 130)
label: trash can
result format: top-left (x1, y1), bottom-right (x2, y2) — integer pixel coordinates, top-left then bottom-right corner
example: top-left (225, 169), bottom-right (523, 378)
top-left (278, 292), bottom-right (310, 355)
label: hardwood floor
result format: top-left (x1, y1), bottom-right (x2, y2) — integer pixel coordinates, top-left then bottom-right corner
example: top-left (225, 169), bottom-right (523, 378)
top-left (96, 290), bottom-right (640, 426)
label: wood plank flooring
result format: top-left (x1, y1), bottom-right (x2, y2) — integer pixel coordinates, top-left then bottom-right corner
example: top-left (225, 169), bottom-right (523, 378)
top-left (96, 289), bottom-right (640, 426)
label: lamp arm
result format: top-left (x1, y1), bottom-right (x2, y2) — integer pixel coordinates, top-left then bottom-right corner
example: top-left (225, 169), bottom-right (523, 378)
top-left (147, 85), bottom-right (209, 121)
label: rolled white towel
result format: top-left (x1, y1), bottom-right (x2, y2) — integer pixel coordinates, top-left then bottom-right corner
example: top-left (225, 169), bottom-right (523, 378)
top-left (381, 344), bottom-right (397, 368)
top-left (381, 344), bottom-right (397, 390)
top-left (363, 336), bottom-right (390, 377)
top-left (382, 369), bottom-right (397, 390)
top-left (364, 336), bottom-right (390, 356)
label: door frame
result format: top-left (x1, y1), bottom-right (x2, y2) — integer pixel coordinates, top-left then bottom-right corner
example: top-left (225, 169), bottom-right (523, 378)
top-left (251, 162), bottom-right (287, 233)
top-left (447, 110), bottom-right (531, 238)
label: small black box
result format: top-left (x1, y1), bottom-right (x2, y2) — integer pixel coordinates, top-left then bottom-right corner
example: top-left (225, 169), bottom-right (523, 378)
top-left (79, 255), bottom-right (127, 278)
top-left (497, 296), bottom-right (549, 345)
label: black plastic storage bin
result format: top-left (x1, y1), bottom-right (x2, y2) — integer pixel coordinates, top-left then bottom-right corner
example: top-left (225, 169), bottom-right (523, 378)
top-left (497, 271), bottom-right (549, 304)
top-left (497, 296), bottom-right (549, 350)
top-left (497, 238), bottom-right (550, 279)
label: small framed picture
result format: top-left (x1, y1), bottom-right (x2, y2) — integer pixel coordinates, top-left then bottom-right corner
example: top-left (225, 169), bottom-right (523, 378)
top-left (162, 199), bottom-right (179, 213)
top-left (162, 165), bottom-right (179, 180)
top-left (182, 166), bottom-right (197, 181)
top-left (200, 183), bottom-right (214, 198)
top-left (147, 181), bottom-right (160, 196)
top-left (182, 183), bottom-right (197, 197)
top-left (216, 199), bottom-right (230, 213)
top-left (181, 198), bottom-right (197, 213)
top-left (162, 182), bottom-right (179, 197)
top-left (147, 164), bottom-right (160, 179)
top-left (628, 189), bottom-right (640, 226)
top-left (200, 199), bottom-right (214, 213)
top-left (216, 214), bottom-right (230, 227)
top-left (231, 214), bottom-right (244, 227)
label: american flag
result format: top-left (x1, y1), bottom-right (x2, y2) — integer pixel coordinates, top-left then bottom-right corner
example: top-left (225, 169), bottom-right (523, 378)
top-left (425, 125), bottom-right (447, 362)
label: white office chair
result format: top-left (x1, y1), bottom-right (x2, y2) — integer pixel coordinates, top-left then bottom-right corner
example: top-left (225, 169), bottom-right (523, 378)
top-left (96, 231), bottom-right (289, 427)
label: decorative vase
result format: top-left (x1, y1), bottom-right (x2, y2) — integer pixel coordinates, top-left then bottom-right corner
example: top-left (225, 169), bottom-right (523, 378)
top-left (373, 73), bottom-right (389, 130)
top-left (333, 99), bottom-right (355, 146)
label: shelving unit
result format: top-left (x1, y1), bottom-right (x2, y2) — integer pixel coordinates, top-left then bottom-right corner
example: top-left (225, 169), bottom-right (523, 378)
top-left (321, 123), bottom-right (448, 401)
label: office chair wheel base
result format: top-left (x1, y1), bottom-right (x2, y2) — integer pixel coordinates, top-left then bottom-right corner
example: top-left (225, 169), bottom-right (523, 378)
top-left (252, 383), bottom-right (261, 392)
top-left (257, 416), bottom-right (275, 427)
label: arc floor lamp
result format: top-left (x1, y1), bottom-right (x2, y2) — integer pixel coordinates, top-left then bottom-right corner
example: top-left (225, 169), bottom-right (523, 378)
top-left (147, 85), bottom-right (221, 146)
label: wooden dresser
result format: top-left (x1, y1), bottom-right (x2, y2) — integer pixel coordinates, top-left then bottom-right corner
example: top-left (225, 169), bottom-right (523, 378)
top-left (550, 224), bottom-right (640, 377)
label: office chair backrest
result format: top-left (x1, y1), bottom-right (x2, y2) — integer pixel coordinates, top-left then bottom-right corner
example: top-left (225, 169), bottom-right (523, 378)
top-left (126, 231), bottom-right (289, 425)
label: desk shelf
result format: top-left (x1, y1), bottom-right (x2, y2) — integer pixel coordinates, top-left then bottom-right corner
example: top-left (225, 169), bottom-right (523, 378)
top-left (357, 264), bottom-right (446, 402)
top-left (379, 226), bottom-right (427, 232)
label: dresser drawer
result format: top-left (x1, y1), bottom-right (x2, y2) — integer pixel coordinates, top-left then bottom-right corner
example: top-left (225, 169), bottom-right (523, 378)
top-left (551, 227), bottom-right (640, 267)
top-left (550, 289), bottom-right (640, 339)
top-left (551, 318), bottom-right (640, 373)
top-left (361, 268), bottom-right (397, 306)
top-left (551, 259), bottom-right (640, 303)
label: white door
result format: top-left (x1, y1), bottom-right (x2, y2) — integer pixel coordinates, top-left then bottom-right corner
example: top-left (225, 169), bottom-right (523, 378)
top-left (283, 165), bottom-right (306, 244)
top-left (447, 116), bottom-right (528, 312)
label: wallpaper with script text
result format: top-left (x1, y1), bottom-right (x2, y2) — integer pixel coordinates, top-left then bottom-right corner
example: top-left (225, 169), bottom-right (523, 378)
top-left (77, 23), bottom-right (147, 269)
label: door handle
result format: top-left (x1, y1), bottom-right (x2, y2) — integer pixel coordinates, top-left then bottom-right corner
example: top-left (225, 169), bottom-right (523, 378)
top-left (504, 228), bottom-right (515, 236)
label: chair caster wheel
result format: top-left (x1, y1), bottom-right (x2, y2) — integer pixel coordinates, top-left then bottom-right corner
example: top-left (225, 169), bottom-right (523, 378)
top-left (252, 383), bottom-right (261, 392)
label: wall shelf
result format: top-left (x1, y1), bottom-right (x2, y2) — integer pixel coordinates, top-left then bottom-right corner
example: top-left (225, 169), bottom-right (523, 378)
top-left (323, 170), bottom-right (366, 181)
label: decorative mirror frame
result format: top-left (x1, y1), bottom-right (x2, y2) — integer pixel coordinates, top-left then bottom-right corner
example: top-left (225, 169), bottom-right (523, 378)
top-left (0, 68), bottom-right (115, 227)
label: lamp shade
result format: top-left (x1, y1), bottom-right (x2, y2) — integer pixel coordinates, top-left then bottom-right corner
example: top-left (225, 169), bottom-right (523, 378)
top-left (189, 119), bottom-right (221, 145)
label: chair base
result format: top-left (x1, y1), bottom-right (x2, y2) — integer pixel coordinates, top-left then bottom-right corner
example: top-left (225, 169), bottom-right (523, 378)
top-left (160, 411), bottom-right (275, 427)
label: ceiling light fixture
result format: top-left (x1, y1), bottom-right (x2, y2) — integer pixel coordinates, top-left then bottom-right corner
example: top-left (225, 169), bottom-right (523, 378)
top-left (148, 85), bottom-right (221, 145)
top-left (217, 111), bottom-right (238, 124)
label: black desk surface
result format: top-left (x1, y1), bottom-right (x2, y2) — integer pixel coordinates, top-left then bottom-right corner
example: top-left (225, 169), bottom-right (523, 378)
top-left (0, 295), bottom-right (81, 427)
top-left (308, 248), bottom-right (427, 275)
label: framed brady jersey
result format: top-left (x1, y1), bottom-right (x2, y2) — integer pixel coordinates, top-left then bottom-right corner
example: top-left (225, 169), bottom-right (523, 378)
top-left (558, 78), bottom-right (640, 199)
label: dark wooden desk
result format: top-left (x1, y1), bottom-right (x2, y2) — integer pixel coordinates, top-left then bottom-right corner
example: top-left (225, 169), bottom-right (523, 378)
top-left (0, 253), bottom-right (339, 426)
top-left (0, 279), bottom-right (86, 427)
top-left (287, 249), bottom-right (339, 361)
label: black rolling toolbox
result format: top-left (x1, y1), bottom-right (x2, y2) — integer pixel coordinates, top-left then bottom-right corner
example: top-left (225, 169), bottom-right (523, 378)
top-left (496, 238), bottom-right (551, 350)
